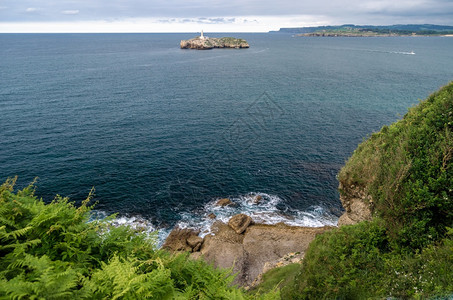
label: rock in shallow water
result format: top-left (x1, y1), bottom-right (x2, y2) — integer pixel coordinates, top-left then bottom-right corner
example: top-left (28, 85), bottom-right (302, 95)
top-left (216, 198), bottom-right (233, 207)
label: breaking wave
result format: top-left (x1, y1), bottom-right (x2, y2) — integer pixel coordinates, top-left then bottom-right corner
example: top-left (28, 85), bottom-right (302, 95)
top-left (91, 192), bottom-right (338, 247)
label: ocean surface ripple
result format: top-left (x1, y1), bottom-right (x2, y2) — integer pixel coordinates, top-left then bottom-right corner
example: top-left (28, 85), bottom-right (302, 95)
top-left (1, 33), bottom-right (452, 240)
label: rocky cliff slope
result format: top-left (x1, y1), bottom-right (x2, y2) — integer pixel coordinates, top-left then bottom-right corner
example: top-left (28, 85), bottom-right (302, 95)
top-left (163, 215), bottom-right (331, 286)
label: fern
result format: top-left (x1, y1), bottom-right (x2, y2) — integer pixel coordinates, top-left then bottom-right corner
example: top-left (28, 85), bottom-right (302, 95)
top-left (0, 178), bottom-right (277, 299)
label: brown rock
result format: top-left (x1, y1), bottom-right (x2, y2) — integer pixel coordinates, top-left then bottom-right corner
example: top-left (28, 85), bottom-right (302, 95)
top-left (211, 221), bottom-right (245, 244)
top-left (208, 213), bottom-right (216, 219)
top-left (337, 182), bottom-right (372, 226)
top-left (190, 222), bottom-right (332, 286)
top-left (242, 225), bottom-right (328, 284)
top-left (253, 195), bottom-right (263, 204)
top-left (187, 235), bottom-right (203, 252)
top-left (216, 198), bottom-right (233, 207)
top-left (194, 222), bottom-right (246, 281)
top-left (162, 228), bottom-right (200, 252)
top-left (228, 214), bottom-right (253, 234)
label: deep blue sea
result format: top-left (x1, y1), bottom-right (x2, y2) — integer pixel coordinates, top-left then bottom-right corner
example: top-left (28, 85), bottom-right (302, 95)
top-left (1, 33), bottom-right (452, 240)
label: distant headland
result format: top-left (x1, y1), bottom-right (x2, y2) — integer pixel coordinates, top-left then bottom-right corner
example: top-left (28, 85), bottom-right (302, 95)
top-left (180, 31), bottom-right (249, 50)
top-left (270, 24), bottom-right (453, 37)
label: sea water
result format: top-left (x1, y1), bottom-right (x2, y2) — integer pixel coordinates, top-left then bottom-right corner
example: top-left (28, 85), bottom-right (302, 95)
top-left (1, 33), bottom-right (452, 243)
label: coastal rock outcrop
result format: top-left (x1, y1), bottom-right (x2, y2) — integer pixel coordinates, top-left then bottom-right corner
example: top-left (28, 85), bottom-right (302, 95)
top-left (187, 235), bottom-right (203, 252)
top-left (162, 228), bottom-right (201, 252)
top-left (165, 221), bottom-right (332, 286)
top-left (199, 223), bottom-right (331, 286)
top-left (228, 213), bottom-right (252, 234)
top-left (180, 37), bottom-right (249, 50)
top-left (337, 182), bottom-right (373, 226)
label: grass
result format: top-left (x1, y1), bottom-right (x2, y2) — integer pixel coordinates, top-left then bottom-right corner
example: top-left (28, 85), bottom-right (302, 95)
top-left (251, 263), bottom-right (301, 295)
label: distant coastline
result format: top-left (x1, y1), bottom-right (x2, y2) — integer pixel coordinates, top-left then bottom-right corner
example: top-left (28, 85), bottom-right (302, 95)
top-left (270, 24), bottom-right (453, 37)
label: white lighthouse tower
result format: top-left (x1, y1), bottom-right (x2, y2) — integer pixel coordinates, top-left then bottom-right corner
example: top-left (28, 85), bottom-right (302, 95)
top-left (200, 30), bottom-right (206, 40)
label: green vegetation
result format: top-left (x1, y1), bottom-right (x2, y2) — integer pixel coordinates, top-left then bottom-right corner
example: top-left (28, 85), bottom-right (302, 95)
top-left (283, 221), bottom-right (453, 299)
top-left (0, 177), bottom-right (277, 299)
top-left (218, 37), bottom-right (248, 45)
top-left (274, 24), bottom-right (453, 35)
top-left (300, 26), bottom-right (453, 37)
top-left (339, 81), bottom-right (453, 250)
top-left (250, 264), bottom-right (300, 296)
top-left (255, 82), bottom-right (453, 298)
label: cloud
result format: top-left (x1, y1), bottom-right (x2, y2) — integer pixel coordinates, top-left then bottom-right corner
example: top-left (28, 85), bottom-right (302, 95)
top-left (0, 0), bottom-right (452, 31)
top-left (61, 10), bottom-right (79, 15)
top-left (159, 17), bottom-right (238, 24)
top-left (0, 16), bottom-right (326, 33)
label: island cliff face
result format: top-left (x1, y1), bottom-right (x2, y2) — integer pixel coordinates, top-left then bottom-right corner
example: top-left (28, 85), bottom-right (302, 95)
top-left (180, 37), bottom-right (250, 50)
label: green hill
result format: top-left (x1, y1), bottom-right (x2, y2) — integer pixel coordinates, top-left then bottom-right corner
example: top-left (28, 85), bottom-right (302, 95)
top-left (272, 24), bottom-right (453, 35)
top-left (276, 82), bottom-right (453, 298)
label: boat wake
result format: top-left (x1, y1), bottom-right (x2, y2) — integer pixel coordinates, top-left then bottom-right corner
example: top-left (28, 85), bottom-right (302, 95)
top-left (389, 51), bottom-right (415, 55)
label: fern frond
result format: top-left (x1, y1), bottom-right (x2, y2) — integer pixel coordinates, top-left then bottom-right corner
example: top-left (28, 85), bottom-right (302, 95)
top-left (1, 226), bottom-right (33, 242)
top-left (0, 176), bottom-right (17, 193)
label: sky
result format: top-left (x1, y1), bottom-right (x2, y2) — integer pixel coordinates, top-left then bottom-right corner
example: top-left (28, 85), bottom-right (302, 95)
top-left (0, 0), bottom-right (453, 33)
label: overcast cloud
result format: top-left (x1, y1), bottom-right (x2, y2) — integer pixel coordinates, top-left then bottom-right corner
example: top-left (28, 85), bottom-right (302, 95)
top-left (0, 0), bottom-right (452, 32)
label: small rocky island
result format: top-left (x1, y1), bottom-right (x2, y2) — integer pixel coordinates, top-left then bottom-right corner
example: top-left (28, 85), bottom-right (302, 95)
top-left (180, 31), bottom-right (249, 50)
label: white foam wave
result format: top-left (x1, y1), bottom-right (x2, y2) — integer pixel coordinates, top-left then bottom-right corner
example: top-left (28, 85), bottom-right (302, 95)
top-left (174, 192), bottom-right (338, 238)
top-left (331, 47), bottom-right (416, 56)
top-left (90, 192), bottom-right (338, 247)
top-left (89, 211), bottom-right (168, 245)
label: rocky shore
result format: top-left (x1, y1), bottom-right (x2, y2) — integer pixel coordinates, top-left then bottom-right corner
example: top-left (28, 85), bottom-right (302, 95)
top-left (163, 216), bottom-right (332, 287)
top-left (180, 36), bottom-right (249, 50)
top-left (162, 189), bottom-right (372, 287)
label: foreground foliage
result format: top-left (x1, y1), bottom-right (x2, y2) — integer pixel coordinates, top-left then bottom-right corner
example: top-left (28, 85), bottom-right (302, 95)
top-left (282, 221), bottom-right (453, 299)
top-left (0, 177), bottom-right (277, 299)
top-left (259, 82), bottom-right (453, 299)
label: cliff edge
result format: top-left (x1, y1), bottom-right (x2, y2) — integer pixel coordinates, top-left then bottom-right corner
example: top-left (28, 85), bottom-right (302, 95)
top-left (337, 81), bottom-right (452, 247)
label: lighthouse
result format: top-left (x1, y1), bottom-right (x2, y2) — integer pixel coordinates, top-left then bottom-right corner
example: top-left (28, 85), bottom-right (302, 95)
top-left (200, 30), bottom-right (206, 40)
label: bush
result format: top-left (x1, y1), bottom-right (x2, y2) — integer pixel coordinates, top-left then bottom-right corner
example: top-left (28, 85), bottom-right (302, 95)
top-left (283, 221), bottom-right (453, 299)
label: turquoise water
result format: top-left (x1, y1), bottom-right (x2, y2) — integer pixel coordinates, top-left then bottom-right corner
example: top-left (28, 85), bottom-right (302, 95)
top-left (1, 33), bottom-right (452, 236)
